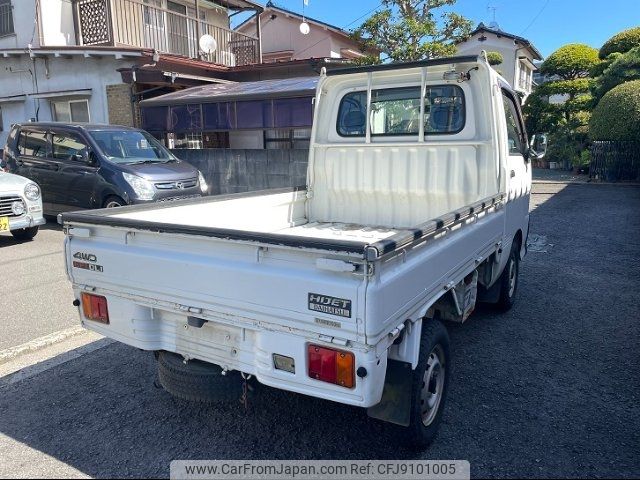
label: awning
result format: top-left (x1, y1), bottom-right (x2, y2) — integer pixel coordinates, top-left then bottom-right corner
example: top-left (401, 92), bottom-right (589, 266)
top-left (30, 89), bottom-right (92, 100)
top-left (140, 76), bottom-right (318, 107)
top-left (0, 94), bottom-right (26, 104)
top-left (139, 77), bottom-right (318, 133)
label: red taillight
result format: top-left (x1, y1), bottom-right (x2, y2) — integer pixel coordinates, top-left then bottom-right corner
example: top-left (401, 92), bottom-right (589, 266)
top-left (307, 344), bottom-right (355, 388)
top-left (81, 292), bottom-right (109, 324)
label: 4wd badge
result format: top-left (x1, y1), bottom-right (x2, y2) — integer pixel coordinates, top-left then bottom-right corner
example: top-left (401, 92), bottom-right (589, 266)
top-left (72, 252), bottom-right (103, 272)
top-left (308, 293), bottom-right (352, 318)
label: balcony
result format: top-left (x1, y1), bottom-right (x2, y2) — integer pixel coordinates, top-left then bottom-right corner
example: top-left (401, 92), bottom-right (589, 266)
top-left (74, 0), bottom-right (260, 67)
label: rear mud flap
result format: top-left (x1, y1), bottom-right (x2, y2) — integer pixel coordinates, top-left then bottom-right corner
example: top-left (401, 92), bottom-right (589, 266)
top-left (367, 359), bottom-right (412, 426)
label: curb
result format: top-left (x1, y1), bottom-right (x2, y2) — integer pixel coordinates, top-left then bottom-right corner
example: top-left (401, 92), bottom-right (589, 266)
top-left (0, 326), bottom-right (86, 365)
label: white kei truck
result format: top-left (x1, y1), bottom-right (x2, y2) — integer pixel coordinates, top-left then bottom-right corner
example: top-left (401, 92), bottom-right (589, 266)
top-left (61, 54), bottom-right (545, 447)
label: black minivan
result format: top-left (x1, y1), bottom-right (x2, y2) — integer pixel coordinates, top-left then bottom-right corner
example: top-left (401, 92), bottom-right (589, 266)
top-left (2, 123), bottom-right (207, 214)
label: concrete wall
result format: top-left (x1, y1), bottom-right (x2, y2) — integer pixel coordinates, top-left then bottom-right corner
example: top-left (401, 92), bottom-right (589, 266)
top-left (0, 55), bottom-right (130, 146)
top-left (171, 148), bottom-right (308, 195)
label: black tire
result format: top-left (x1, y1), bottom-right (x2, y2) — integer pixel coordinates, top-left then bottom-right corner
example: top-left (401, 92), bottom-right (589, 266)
top-left (495, 239), bottom-right (520, 312)
top-left (406, 318), bottom-right (451, 449)
top-left (157, 351), bottom-right (243, 404)
top-left (11, 226), bottom-right (39, 241)
top-left (102, 196), bottom-right (126, 209)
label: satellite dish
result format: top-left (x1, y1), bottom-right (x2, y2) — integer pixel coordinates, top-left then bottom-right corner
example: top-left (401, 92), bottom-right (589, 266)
top-left (299, 21), bottom-right (310, 35)
top-left (199, 34), bottom-right (217, 54)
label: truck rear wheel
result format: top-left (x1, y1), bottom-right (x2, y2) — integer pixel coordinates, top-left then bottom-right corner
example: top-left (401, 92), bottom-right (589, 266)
top-left (157, 351), bottom-right (243, 404)
top-left (495, 240), bottom-right (520, 312)
top-left (406, 318), bottom-right (451, 449)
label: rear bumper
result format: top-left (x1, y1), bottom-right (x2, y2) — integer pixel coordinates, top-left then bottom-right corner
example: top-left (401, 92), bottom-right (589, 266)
top-left (9, 214), bottom-right (46, 230)
top-left (74, 289), bottom-right (387, 408)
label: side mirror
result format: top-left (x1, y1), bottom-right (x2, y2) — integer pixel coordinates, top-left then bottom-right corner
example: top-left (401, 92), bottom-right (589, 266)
top-left (86, 151), bottom-right (99, 167)
top-left (529, 134), bottom-right (548, 159)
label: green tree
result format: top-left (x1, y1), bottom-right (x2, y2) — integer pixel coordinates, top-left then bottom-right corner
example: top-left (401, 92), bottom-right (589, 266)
top-left (539, 43), bottom-right (600, 80)
top-left (351, 0), bottom-right (473, 64)
top-left (592, 46), bottom-right (640, 101)
top-left (524, 44), bottom-right (599, 167)
top-left (589, 80), bottom-right (640, 141)
top-left (599, 26), bottom-right (640, 59)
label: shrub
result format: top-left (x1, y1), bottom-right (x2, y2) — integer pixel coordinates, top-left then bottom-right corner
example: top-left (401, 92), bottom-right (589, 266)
top-left (540, 44), bottom-right (600, 79)
top-left (572, 149), bottom-right (591, 168)
top-left (599, 26), bottom-right (640, 59)
top-left (486, 51), bottom-right (504, 66)
top-left (589, 80), bottom-right (640, 141)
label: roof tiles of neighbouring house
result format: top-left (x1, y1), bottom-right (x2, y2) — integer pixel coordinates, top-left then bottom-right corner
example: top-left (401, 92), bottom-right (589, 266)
top-left (461, 23), bottom-right (543, 60)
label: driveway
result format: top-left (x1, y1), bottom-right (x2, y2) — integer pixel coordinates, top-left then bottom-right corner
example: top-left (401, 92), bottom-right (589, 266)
top-left (0, 182), bottom-right (638, 478)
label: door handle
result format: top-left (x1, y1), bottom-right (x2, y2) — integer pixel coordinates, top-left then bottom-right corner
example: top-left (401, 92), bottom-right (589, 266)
top-left (510, 170), bottom-right (515, 178)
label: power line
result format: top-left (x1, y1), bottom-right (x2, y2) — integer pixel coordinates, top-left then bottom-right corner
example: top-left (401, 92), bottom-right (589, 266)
top-left (520, 0), bottom-right (550, 35)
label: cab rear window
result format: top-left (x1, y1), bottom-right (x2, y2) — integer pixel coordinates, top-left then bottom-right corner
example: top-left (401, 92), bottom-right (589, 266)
top-left (337, 85), bottom-right (465, 137)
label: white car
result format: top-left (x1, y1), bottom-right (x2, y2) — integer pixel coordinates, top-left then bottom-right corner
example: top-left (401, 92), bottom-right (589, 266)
top-left (61, 54), bottom-right (545, 447)
top-left (0, 171), bottom-right (45, 240)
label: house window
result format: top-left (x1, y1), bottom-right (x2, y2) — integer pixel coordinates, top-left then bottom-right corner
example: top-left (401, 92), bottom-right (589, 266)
top-left (264, 128), bottom-right (311, 149)
top-left (52, 100), bottom-right (90, 123)
top-left (0, 0), bottom-right (14, 37)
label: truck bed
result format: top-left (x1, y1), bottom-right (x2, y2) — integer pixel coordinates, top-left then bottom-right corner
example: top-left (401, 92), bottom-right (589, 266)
top-left (61, 187), bottom-right (503, 261)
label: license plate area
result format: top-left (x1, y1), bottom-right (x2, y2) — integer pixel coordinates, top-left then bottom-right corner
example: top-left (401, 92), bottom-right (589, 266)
top-left (0, 216), bottom-right (9, 231)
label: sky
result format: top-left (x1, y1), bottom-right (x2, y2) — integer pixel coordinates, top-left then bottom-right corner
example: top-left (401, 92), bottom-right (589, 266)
top-left (235, 0), bottom-right (640, 58)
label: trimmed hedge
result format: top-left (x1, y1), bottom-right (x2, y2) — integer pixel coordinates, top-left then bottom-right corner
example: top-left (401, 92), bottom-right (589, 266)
top-left (589, 80), bottom-right (640, 141)
top-left (592, 46), bottom-right (640, 101)
top-left (599, 27), bottom-right (640, 59)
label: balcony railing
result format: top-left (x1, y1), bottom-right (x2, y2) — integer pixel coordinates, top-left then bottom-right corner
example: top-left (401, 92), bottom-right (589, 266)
top-left (75, 0), bottom-right (259, 66)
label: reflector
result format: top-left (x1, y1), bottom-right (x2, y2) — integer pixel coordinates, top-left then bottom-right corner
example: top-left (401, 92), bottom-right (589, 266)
top-left (81, 292), bottom-right (109, 324)
top-left (307, 345), bottom-right (355, 388)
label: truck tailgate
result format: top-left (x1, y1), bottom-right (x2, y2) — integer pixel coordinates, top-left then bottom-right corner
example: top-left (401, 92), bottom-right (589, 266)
top-left (65, 224), bottom-right (366, 343)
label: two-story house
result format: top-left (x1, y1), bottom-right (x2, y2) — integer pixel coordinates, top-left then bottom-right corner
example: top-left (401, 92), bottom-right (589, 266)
top-left (456, 22), bottom-right (543, 101)
top-left (0, 0), bottom-right (262, 147)
top-left (235, 1), bottom-right (373, 63)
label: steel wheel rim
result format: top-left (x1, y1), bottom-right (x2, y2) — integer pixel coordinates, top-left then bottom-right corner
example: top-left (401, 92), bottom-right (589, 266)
top-left (105, 201), bottom-right (122, 208)
top-left (508, 257), bottom-right (517, 297)
top-left (420, 344), bottom-right (446, 427)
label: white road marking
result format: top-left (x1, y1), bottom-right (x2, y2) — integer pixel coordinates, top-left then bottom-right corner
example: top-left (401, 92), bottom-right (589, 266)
top-left (0, 330), bottom-right (114, 387)
top-left (0, 326), bottom-right (86, 365)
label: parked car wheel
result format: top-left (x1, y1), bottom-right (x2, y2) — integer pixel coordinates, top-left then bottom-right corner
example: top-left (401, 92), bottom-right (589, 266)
top-left (103, 196), bottom-right (126, 208)
top-left (11, 226), bottom-right (39, 241)
top-left (496, 239), bottom-right (520, 312)
top-left (157, 351), bottom-right (243, 404)
top-left (405, 318), bottom-right (450, 449)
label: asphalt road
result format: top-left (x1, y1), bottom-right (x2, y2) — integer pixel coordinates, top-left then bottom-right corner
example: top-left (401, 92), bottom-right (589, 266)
top-left (0, 182), bottom-right (639, 478)
top-left (0, 221), bottom-right (78, 350)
